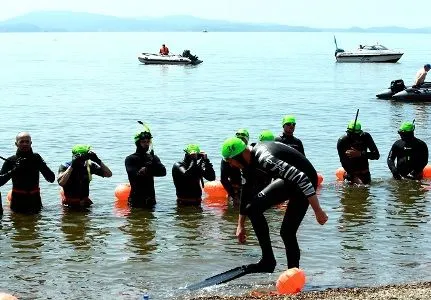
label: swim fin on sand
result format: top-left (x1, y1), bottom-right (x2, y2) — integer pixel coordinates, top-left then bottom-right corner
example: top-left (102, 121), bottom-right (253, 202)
top-left (186, 264), bottom-right (253, 290)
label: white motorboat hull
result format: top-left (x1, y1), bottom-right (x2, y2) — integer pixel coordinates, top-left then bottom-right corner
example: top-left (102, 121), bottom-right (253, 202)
top-left (336, 53), bottom-right (403, 63)
top-left (138, 53), bottom-right (202, 65)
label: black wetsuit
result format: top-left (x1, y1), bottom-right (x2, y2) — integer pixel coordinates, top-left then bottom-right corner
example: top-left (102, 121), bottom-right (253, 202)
top-left (0, 150), bottom-right (55, 213)
top-left (337, 132), bottom-right (380, 184)
top-left (125, 148), bottom-right (166, 207)
top-left (275, 134), bottom-right (305, 156)
top-left (172, 156), bottom-right (216, 204)
top-left (59, 161), bottom-right (105, 200)
top-left (220, 159), bottom-right (242, 200)
top-left (241, 141), bottom-right (317, 269)
top-left (387, 136), bottom-right (428, 179)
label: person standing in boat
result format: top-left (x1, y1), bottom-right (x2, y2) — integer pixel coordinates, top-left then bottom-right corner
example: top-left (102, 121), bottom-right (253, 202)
top-left (220, 129), bottom-right (249, 203)
top-left (159, 44), bottom-right (169, 55)
top-left (275, 115), bottom-right (305, 156)
top-left (221, 137), bottom-right (328, 272)
top-left (337, 120), bottom-right (380, 184)
top-left (0, 132), bottom-right (55, 214)
top-left (125, 127), bottom-right (166, 208)
top-left (172, 144), bottom-right (215, 205)
top-left (413, 64), bottom-right (431, 88)
top-left (58, 145), bottom-right (112, 208)
top-left (387, 121), bottom-right (428, 180)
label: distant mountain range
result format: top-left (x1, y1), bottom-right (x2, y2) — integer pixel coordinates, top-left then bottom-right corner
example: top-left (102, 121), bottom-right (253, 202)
top-left (1, 11), bottom-right (431, 33)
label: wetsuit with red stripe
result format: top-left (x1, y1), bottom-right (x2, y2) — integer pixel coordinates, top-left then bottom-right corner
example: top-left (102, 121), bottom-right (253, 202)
top-left (0, 150), bottom-right (55, 213)
top-left (241, 141), bottom-right (317, 269)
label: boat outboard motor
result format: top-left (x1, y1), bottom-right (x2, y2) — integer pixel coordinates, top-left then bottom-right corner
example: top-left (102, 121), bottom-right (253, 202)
top-left (182, 49), bottom-right (201, 65)
top-left (390, 79), bottom-right (406, 94)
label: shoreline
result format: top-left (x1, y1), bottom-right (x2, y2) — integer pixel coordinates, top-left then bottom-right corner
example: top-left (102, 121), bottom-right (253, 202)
top-left (190, 281), bottom-right (431, 299)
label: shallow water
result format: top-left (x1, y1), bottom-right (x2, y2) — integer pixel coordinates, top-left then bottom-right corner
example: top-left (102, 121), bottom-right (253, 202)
top-left (0, 32), bottom-right (431, 299)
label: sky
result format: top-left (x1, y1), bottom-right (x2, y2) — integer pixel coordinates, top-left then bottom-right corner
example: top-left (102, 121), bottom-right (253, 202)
top-left (0, 0), bottom-right (428, 29)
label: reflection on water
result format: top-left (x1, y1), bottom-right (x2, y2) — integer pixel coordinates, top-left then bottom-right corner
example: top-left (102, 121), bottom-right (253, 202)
top-left (174, 205), bottom-right (205, 255)
top-left (60, 207), bottom-right (92, 250)
top-left (337, 184), bottom-right (374, 279)
top-left (386, 180), bottom-right (428, 226)
top-left (9, 213), bottom-right (43, 263)
top-left (120, 209), bottom-right (157, 262)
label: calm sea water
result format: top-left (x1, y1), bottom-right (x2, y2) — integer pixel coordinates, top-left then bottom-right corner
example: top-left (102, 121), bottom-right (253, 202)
top-left (1, 32), bottom-right (431, 300)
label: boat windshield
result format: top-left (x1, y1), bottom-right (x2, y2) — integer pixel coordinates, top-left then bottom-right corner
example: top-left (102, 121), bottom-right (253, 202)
top-left (362, 45), bottom-right (389, 50)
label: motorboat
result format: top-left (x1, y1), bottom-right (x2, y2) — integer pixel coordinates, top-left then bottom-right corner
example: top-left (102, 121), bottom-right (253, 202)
top-left (334, 36), bottom-right (403, 63)
top-left (138, 50), bottom-right (202, 65)
top-left (376, 79), bottom-right (431, 101)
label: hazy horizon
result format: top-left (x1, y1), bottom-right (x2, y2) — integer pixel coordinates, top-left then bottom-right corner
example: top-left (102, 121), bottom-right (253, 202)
top-left (0, 0), bottom-right (427, 29)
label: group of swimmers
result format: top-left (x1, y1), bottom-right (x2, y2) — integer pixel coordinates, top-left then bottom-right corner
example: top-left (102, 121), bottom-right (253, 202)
top-left (0, 114), bottom-right (428, 274)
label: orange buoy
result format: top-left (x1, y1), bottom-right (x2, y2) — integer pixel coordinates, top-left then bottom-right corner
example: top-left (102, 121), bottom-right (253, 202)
top-left (203, 180), bottom-right (228, 198)
top-left (276, 267), bottom-right (306, 295)
top-left (0, 293), bottom-right (18, 300)
top-left (317, 173), bottom-right (324, 186)
top-left (423, 165), bottom-right (431, 179)
top-left (335, 167), bottom-right (345, 181)
top-left (114, 183), bottom-right (131, 202)
top-left (6, 191), bottom-right (12, 203)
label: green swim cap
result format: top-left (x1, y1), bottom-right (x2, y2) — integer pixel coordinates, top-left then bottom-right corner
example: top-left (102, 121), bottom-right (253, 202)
top-left (399, 121), bottom-right (415, 133)
top-left (347, 120), bottom-right (362, 133)
top-left (72, 144), bottom-right (91, 155)
top-left (184, 144), bottom-right (200, 154)
top-left (235, 128), bottom-right (249, 138)
top-left (259, 130), bottom-right (275, 141)
top-left (134, 131), bottom-right (152, 143)
top-left (282, 115), bottom-right (296, 126)
top-left (221, 137), bottom-right (246, 159)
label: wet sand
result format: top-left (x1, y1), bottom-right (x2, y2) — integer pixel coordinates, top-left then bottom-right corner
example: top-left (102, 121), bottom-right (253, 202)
top-left (190, 282), bottom-right (431, 300)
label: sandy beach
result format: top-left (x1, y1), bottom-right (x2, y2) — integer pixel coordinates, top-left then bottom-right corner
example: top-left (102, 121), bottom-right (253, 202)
top-left (190, 282), bottom-right (431, 300)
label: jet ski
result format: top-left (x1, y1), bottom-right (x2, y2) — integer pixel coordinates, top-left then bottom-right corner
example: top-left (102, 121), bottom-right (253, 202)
top-left (376, 79), bottom-right (431, 100)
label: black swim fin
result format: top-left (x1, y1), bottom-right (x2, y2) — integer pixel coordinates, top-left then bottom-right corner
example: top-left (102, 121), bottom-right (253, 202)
top-left (186, 265), bottom-right (251, 290)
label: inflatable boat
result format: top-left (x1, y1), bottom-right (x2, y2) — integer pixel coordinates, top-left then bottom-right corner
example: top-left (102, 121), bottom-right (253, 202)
top-left (376, 79), bottom-right (431, 101)
top-left (138, 50), bottom-right (202, 65)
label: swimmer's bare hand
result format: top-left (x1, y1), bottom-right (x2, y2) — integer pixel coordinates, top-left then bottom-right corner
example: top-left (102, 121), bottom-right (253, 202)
top-left (315, 209), bottom-right (328, 225)
top-left (236, 225), bottom-right (247, 244)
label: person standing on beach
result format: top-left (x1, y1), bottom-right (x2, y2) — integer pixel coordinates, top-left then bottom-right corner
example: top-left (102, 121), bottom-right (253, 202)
top-left (125, 128), bottom-right (166, 208)
top-left (275, 115), bottom-right (305, 156)
top-left (58, 144), bottom-right (112, 208)
top-left (220, 129), bottom-right (249, 202)
top-left (221, 137), bottom-right (328, 272)
top-left (0, 132), bottom-right (55, 214)
top-left (172, 144), bottom-right (216, 205)
top-left (337, 120), bottom-right (380, 184)
top-left (387, 121), bottom-right (428, 180)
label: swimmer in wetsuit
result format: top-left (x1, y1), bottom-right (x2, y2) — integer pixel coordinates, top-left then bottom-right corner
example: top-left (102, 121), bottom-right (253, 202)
top-left (221, 137), bottom-right (328, 272)
top-left (337, 120), bottom-right (380, 184)
top-left (172, 144), bottom-right (216, 205)
top-left (220, 129), bottom-right (249, 203)
top-left (125, 129), bottom-right (166, 208)
top-left (387, 121), bottom-right (428, 180)
top-left (58, 144), bottom-right (112, 208)
top-left (275, 115), bottom-right (305, 156)
top-left (0, 132), bottom-right (55, 214)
